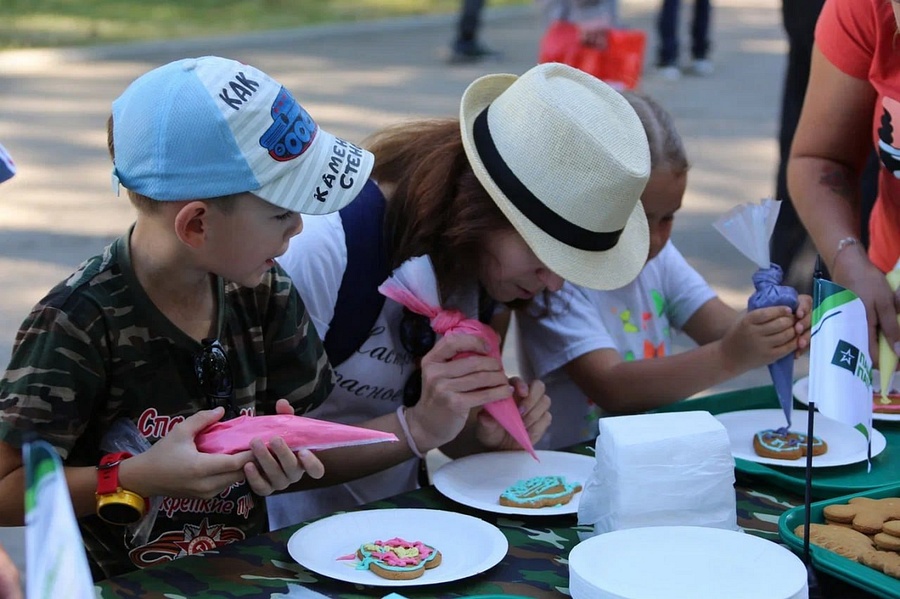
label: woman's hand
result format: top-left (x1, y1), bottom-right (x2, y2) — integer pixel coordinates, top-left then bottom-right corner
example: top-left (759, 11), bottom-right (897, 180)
top-left (405, 334), bottom-right (512, 452)
top-left (242, 399), bottom-right (325, 496)
top-left (474, 377), bottom-right (552, 450)
top-left (831, 249), bottom-right (900, 365)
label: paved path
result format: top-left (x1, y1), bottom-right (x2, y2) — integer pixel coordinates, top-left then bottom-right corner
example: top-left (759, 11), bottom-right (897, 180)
top-left (0, 0), bottom-right (791, 578)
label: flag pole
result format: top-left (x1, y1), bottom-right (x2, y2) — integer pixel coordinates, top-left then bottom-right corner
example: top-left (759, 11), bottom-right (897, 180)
top-left (803, 255), bottom-right (827, 598)
top-left (803, 398), bottom-right (815, 564)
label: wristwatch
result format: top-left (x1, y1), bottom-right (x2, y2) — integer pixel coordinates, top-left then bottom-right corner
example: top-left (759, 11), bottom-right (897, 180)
top-left (96, 452), bottom-right (146, 525)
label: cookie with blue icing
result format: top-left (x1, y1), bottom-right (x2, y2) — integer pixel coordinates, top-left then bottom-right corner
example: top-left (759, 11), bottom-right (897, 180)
top-left (499, 475), bottom-right (582, 509)
top-left (753, 429), bottom-right (827, 460)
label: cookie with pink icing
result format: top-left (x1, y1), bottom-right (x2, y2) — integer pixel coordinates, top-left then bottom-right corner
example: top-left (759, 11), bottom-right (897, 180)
top-left (354, 537), bottom-right (441, 580)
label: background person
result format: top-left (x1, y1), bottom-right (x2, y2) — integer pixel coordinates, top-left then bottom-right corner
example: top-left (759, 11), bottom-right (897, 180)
top-left (537, 0), bottom-right (619, 49)
top-left (448, 0), bottom-right (499, 63)
top-left (787, 0), bottom-right (900, 363)
top-left (769, 0), bottom-right (879, 294)
top-left (655, 0), bottom-right (713, 80)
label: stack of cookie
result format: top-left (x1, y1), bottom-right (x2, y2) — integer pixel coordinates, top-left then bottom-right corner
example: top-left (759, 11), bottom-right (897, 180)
top-left (796, 497), bottom-right (900, 578)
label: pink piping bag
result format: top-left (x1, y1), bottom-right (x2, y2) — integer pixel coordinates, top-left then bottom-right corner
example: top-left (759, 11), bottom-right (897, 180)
top-left (378, 255), bottom-right (538, 460)
top-left (196, 414), bottom-right (398, 455)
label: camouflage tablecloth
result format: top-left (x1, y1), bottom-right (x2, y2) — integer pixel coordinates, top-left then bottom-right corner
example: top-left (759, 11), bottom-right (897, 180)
top-left (94, 445), bottom-right (876, 599)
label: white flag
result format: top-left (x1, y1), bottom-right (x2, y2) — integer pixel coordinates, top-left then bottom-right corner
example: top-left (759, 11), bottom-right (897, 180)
top-left (24, 439), bottom-right (94, 599)
top-left (808, 278), bottom-right (873, 465)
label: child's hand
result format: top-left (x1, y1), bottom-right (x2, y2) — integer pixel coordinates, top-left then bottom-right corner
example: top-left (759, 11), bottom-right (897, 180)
top-left (242, 399), bottom-right (325, 496)
top-left (721, 306), bottom-right (799, 373)
top-left (125, 407), bottom-right (253, 500)
top-left (793, 294), bottom-right (813, 356)
top-left (578, 18), bottom-right (611, 48)
top-left (475, 377), bottom-right (552, 450)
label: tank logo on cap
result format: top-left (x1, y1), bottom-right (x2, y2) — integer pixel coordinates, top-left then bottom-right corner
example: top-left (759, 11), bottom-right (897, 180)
top-left (258, 87), bottom-right (318, 162)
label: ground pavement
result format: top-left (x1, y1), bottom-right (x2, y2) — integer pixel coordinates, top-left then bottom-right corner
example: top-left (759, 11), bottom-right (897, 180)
top-left (0, 0), bottom-right (793, 578)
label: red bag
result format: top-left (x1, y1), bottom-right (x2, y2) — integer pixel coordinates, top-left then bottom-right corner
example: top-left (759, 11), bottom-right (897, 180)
top-left (538, 20), bottom-right (646, 91)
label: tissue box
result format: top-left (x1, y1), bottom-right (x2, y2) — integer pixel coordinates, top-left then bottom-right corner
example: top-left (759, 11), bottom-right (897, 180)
top-left (577, 411), bottom-right (737, 535)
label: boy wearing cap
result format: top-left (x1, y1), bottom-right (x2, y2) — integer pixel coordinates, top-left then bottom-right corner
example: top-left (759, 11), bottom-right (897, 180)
top-left (0, 56), bottom-right (380, 580)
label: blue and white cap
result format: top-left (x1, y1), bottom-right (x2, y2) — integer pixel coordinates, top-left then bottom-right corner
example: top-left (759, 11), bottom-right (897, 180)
top-left (111, 56), bottom-right (374, 215)
top-left (0, 142), bottom-right (15, 185)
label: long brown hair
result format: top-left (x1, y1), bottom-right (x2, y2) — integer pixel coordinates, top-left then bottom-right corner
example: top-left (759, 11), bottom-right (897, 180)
top-left (364, 118), bottom-right (511, 299)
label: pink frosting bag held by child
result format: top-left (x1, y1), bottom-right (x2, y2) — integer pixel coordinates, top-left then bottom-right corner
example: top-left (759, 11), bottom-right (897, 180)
top-left (378, 255), bottom-right (538, 460)
top-left (196, 415), bottom-right (398, 454)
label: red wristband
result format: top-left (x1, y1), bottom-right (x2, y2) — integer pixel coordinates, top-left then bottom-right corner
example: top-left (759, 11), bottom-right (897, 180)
top-left (96, 451), bottom-right (133, 496)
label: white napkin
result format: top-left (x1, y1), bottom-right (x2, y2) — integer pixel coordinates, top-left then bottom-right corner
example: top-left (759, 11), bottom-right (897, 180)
top-left (578, 411), bottom-right (737, 535)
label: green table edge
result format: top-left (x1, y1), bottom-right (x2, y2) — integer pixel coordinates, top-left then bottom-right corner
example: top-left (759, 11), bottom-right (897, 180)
top-left (778, 483), bottom-right (900, 599)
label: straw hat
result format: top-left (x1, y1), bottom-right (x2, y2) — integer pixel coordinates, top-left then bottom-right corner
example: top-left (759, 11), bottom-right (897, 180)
top-left (460, 62), bottom-right (650, 290)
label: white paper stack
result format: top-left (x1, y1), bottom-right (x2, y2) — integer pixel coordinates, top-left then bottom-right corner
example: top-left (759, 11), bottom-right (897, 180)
top-left (568, 526), bottom-right (808, 599)
top-left (578, 411), bottom-right (737, 535)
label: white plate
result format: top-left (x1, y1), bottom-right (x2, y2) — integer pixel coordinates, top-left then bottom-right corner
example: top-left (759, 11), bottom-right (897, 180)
top-left (432, 450), bottom-right (594, 515)
top-left (714, 409), bottom-right (886, 468)
top-left (568, 526), bottom-right (807, 599)
top-left (793, 373), bottom-right (900, 422)
top-left (286, 508), bottom-right (507, 587)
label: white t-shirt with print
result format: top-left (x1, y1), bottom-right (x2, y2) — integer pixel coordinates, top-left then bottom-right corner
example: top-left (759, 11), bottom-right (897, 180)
top-left (269, 210), bottom-right (478, 529)
top-left (517, 241), bottom-right (716, 450)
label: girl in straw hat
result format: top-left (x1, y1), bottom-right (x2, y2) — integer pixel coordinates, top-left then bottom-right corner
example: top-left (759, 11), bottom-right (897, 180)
top-left (516, 91), bottom-right (813, 450)
top-left (270, 62), bottom-right (651, 527)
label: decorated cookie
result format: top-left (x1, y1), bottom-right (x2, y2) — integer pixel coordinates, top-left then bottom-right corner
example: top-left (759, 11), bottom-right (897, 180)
top-left (498, 475), bottom-right (582, 509)
top-left (823, 497), bottom-right (900, 535)
top-left (752, 429), bottom-right (827, 460)
top-left (873, 390), bottom-right (900, 414)
top-left (354, 537), bottom-right (441, 580)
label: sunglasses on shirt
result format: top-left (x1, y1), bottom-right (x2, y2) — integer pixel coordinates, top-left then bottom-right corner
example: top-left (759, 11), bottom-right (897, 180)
top-left (194, 338), bottom-right (239, 420)
top-left (399, 309), bottom-right (436, 408)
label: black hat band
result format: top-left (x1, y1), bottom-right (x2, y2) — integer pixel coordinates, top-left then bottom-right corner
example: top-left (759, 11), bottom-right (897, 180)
top-left (472, 106), bottom-right (624, 252)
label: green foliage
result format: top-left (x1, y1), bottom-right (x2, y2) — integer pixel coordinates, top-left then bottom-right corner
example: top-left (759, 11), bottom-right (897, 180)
top-left (0, 0), bottom-right (527, 49)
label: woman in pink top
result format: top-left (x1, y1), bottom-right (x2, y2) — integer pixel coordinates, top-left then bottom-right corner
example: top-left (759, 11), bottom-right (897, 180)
top-left (788, 0), bottom-right (900, 363)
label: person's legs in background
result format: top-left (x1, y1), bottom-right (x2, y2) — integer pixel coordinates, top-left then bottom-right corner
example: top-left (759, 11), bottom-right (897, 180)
top-left (859, 150), bottom-right (879, 251)
top-left (770, 0), bottom-right (825, 292)
top-left (656, 0), bottom-right (682, 79)
top-left (449, 0), bottom-right (499, 63)
top-left (688, 0), bottom-right (713, 75)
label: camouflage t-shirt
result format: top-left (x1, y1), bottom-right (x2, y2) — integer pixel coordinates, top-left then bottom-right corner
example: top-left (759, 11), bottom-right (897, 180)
top-left (0, 232), bottom-right (334, 580)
